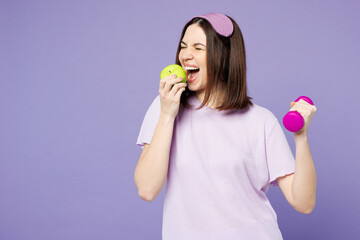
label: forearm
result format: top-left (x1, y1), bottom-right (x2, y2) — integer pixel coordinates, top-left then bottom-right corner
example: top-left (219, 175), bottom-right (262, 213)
top-left (292, 134), bottom-right (317, 213)
top-left (134, 113), bottom-right (175, 201)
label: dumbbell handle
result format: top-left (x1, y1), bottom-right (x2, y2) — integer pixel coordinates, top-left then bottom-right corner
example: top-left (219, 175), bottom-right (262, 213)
top-left (282, 96), bottom-right (314, 132)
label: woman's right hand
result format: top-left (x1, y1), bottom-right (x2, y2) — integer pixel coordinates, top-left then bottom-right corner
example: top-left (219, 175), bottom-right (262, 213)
top-left (159, 74), bottom-right (187, 119)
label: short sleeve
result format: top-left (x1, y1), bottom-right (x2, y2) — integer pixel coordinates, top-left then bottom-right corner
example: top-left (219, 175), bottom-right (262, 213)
top-left (265, 114), bottom-right (296, 187)
top-left (136, 95), bottom-right (161, 149)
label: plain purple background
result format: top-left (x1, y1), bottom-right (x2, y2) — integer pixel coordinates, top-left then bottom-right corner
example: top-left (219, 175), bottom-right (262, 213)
top-left (1, 0), bottom-right (359, 239)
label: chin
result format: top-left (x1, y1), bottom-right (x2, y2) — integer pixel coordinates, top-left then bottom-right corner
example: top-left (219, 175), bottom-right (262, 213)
top-left (187, 85), bottom-right (198, 92)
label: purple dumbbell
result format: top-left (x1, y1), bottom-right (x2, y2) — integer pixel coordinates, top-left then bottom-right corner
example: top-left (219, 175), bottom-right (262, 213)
top-left (283, 96), bottom-right (314, 132)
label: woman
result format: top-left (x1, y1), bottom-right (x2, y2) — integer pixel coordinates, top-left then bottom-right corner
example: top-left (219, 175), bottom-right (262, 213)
top-left (135, 12), bottom-right (317, 239)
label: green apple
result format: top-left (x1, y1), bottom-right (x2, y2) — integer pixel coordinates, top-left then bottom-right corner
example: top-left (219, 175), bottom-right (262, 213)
top-left (160, 64), bottom-right (187, 83)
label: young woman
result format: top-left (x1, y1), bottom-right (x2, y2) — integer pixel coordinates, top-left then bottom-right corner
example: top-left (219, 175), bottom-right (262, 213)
top-left (135, 12), bottom-right (317, 239)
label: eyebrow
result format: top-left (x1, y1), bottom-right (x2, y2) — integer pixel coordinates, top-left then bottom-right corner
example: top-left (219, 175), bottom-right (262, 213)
top-left (181, 41), bottom-right (206, 47)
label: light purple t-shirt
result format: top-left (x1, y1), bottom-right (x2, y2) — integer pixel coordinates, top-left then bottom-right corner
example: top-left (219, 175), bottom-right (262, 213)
top-left (136, 94), bottom-right (295, 240)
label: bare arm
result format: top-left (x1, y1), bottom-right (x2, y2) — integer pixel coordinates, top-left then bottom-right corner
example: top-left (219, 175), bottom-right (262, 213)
top-left (292, 134), bottom-right (317, 213)
top-left (134, 74), bottom-right (186, 202)
top-left (278, 100), bottom-right (317, 214)
top-left (134, 113), bottom-right (176, 201)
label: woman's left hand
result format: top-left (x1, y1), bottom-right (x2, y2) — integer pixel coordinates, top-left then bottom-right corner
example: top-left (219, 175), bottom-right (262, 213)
top-left (290, 100), bottom-right (317, 136)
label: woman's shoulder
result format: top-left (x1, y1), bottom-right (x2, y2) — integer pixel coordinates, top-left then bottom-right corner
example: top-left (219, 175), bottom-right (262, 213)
top-left (147, 94), bottom-right (161, 108)
top-left (141, 94), bottom-right (161, 118)
top-left (248, 103), bottom-right (278, 123)
top-left (152, 94), bottom-right (161, 104)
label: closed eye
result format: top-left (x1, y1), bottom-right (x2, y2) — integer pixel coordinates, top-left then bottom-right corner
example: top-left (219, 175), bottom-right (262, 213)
top-left (180, 46), bottom-right (204, 50)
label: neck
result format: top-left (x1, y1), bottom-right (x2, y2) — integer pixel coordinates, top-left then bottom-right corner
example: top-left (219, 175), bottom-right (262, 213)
top-left (196, 88), bottom-right (226, 109)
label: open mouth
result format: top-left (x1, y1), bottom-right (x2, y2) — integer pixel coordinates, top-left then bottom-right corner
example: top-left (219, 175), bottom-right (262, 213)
top-left (184, 66), bottom-right (200, 83)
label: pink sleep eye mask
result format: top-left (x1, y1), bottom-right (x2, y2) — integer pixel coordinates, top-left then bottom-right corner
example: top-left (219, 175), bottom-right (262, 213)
top-left (188, 12), bottom-right (234, 37)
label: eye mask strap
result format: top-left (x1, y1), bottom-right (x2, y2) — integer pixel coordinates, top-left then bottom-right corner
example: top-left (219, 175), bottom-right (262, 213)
top-left (189, 12), bottom-right (234, 37)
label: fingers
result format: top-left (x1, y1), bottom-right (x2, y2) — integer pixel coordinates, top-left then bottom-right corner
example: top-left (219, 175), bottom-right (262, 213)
top-left (290, 100), bottom-right (317, 111)
top-left (289, 99), bottom-right (317, 118)
top-left (159, 74), bottom-right (176, 90)
top-left (175, 85), bottom-right (187, 98)
top-left (169, 82), bottom-right (187, 96)
top-left (159, 74), bottom-right (187, 104)
top-left (160, 74), bottom-right (185, 93)
top-left (165, 77), bottom-right (184, 93)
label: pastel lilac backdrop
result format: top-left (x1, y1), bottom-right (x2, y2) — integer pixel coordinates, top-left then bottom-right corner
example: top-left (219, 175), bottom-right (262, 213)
top-left (1, 0), bottom-right (359, 239)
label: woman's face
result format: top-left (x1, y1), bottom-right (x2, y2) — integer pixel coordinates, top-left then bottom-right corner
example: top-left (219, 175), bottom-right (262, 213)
top-left (179, 23), bottom-right (207, 95)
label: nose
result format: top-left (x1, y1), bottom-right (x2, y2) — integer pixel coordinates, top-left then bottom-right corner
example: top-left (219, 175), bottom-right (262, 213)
top-left (180, 47), bottom-right (194, 61)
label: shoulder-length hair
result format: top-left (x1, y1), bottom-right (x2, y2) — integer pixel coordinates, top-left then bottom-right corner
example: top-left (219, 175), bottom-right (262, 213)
top-left (175, 15), bottom-right (253, 111)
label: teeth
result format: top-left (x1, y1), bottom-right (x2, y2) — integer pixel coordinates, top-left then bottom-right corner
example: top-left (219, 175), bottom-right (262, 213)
top-left (184, 66), bottom-right (199, 71)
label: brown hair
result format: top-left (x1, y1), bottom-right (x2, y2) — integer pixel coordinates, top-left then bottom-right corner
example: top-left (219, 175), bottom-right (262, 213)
top-left (175, 15), bottom-right (253, 111)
